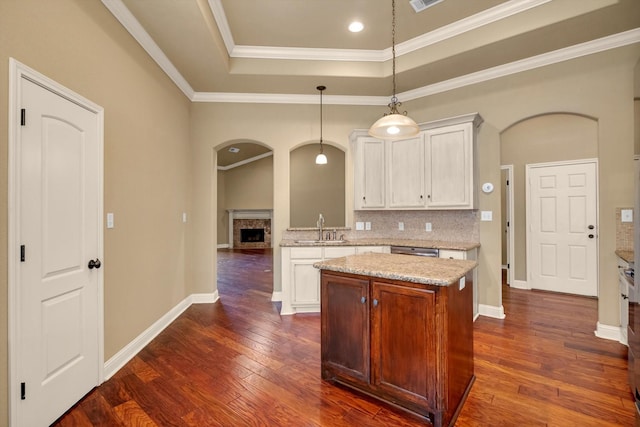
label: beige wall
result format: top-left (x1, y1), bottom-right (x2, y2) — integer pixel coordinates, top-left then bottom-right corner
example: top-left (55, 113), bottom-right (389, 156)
top-left (501, 114), bottom-right (599, 282)
top-left (290, 144), bottom-right (345, 228)
top-left (217, 156), bottom-right (274, 245)
top-left (0, 1), bottom-right (193, 422)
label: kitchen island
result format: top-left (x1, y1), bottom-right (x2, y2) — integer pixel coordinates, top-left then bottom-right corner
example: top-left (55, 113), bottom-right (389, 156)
top-left (315, 253), bottom-right (476, 427)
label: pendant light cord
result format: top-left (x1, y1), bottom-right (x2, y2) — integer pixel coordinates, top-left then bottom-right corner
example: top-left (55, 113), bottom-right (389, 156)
top-left (391, 0), bottom-right (397, 102)
top-left (318, 85), bottom-right (325, 153)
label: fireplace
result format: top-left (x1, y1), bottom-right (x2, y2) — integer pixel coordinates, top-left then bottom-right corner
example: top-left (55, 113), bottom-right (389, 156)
top-left (227, 209), bottom-right (272, 249)
top-left (241, 228), bottom-right (265, 243)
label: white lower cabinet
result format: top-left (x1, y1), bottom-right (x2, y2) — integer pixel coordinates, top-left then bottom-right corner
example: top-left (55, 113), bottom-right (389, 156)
top-left (439, 248), bottom-right (479, 320)
top-left (281, 245), bottom-right (389, 314)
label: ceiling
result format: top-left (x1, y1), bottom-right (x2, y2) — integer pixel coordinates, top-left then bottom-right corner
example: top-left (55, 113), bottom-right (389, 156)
top-left (104, 0), bottom-right (640, 103)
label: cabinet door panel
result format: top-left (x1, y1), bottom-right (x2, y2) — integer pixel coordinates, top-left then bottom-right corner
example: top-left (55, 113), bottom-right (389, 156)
top-left (371, 281), bottom-right (436, 410)
top-left (291, 261), bottom-right (320, 305)
top-left (388, 137), bottom-right (424, 208)
top-left (425, 123), bottom-right (472, 209)
top-left (321, 274), bottom-right (369, 384)
top-left (354, 138), bottom-right (385, 209)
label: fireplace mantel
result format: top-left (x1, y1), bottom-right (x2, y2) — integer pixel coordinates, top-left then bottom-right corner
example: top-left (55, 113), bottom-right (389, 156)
top-left (227, 209), bottom-right (273, 248)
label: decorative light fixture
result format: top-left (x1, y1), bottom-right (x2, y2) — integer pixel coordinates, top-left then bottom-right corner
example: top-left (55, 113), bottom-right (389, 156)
top-left (368, 0), bottom-right (419, 141)
top-left (315, 85), bottom-right (328, 165)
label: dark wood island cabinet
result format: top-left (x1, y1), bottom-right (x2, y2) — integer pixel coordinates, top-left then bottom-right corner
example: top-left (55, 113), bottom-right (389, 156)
top-left (316, 253), bottom-right (476, 427)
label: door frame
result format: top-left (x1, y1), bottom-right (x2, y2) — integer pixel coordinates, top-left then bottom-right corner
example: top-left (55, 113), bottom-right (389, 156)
top-left (525, 158), bottom-right (599, 294)
top-left (500, 165), bottom-right (514, 287)
top-left (8, 58), bottom-right (105, 425)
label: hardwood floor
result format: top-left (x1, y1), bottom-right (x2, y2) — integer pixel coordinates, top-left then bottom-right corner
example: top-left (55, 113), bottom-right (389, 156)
top-left (53, 249), bottom-right (635, 426)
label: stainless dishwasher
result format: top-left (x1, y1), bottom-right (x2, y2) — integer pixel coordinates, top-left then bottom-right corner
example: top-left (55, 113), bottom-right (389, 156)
top-left (390, 246), bottom-right (439, 257)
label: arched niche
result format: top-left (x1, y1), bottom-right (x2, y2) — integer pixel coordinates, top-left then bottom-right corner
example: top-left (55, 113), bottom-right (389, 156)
top-left (290, 142), bottom-right (345, 227)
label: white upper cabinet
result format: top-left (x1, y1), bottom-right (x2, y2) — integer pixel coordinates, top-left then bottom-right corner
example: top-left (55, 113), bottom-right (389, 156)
top-left (351, 113), bottom-right (482, 211)
top-left (424, 122), bottom-right (473, 209)
top-left (352, 136), bottom-right (386, 209)
top-left (387, 136), bottom-right (425, 208)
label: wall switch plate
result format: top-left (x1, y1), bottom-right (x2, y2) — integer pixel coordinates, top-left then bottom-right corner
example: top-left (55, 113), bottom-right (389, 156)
top-left (398, 222), bottom-right (404, 231)
top-left (106, 213), bottom-right (114, 229)
top-left (622, 209), bottom-right (633, 223)
top-left (425, 222), bottom-right (432, 232)
top-left (365, 222), bottom-right (371, 230)
top-left (182, 212), bottom-right (187, 223)
top-left (481, 211), bottom-right (493, 221)
top-left (356, 221), bottom-right (365, 231)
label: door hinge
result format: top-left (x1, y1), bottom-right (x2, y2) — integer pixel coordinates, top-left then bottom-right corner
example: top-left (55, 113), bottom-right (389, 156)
top-left (20, 109), bottom-right (25, 126)
top-left (20, 382), bottom-right (25, 400)
top-left (20, 245), bottom-right (25, 262)
top-left (507, 263), bottom-right (510, 269)
top-left (507, 221), bottom-right (510, 227)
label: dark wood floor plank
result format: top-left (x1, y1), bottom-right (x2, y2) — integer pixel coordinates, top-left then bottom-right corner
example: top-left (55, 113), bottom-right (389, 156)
top-left (52, 249), bottom-right (635, 426)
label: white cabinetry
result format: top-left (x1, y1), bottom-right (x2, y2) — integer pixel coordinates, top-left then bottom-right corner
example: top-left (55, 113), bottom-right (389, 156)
top-left (351, 113), bottom-right (482, 211)
top-left (439, 248), bottom-right (479, 320)
top-left (353, 138), bottom-right (385, 209)
top-left (281, 245), bottom-right (389, 314)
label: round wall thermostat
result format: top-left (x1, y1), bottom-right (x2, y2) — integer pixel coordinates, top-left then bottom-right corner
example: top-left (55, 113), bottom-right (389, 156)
top-left (482, 182), bottom-right (494, 193)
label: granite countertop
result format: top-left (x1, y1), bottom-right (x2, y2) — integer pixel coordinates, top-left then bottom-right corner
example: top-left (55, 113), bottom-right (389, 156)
top-left (281, 238), bottom-right (480, 251)
top-left (314, 253), bottom-right (477, 286)
top-left (616, 249), bottom-right (634, 264)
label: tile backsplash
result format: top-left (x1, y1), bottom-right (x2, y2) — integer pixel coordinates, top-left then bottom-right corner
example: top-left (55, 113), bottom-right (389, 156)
top-left (616, 207), bottom-right (634, 251)
top-left (352, 210), bottom-right (479, 242)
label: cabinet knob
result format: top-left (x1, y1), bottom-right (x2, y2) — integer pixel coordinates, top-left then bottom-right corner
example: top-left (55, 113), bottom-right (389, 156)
top-left (373, 299), bottom-right (379, 307)
top-left (361, 296), bottom-right (366, 304)
top-left (622, 293), bottom-right (629, 300)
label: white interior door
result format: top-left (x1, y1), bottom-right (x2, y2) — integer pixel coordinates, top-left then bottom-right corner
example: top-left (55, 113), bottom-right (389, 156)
top-left (15, 74), bottom-right (102, 426)
top-left (527, 161), bottom-right (598, 296)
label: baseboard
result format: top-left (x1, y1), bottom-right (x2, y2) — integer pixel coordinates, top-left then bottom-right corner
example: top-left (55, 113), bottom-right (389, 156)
top-left (478, 304), bottom-right (506, 319)
top-left (103, 292), bottom-right (218, 380)
top-left (510, 280), bottom-right (530, 290)
top-left (594, 322), bottom-right (623, 343)
top-left (271, 291), bottom-right (283, 302)
top-left (217, 243), bottom-right (230, 249)
top-left (191, 291), bottom-right (219, 304)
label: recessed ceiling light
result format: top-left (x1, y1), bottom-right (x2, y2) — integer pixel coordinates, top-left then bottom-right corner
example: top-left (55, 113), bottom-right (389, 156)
top-left (228, 147), bottom-right (240, 153)
top-left (348, 21), bottom-right (364, 33)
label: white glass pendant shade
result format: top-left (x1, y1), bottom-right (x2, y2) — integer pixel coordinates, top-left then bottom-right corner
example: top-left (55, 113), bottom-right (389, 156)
top-left (315, 152), bottom-right (328, 164)
top-left (368, 113), bottom-right (419, 140)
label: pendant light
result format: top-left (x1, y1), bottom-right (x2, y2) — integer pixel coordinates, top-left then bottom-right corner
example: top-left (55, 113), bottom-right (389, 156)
top-left (368, 0), bottom-right (419, 141)
top-left (315, 85), bottom-right (328, 165)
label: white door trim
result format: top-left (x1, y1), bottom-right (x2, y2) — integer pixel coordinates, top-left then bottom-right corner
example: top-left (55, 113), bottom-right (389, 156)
top-left (501, 165), bottom-right (515, 287)
top-left (8, 58), bottom-right (105, 425)
top-left (525, 158), bottom-right (599, 295)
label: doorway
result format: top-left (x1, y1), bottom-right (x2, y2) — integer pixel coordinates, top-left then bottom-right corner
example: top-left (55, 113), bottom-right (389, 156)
top-left (501, 166), bottom-right (514, 287)
top-left (8, 60), bottom-right (104, 426)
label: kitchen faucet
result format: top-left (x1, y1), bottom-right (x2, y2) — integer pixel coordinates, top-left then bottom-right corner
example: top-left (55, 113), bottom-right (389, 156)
top-left (317, 213), bottom-right (324, 240)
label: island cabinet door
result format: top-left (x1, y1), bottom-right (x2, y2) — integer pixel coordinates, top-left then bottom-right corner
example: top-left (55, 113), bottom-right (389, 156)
top-left (321, 273), bottom-right (370, 385)
top-left (370, 281), bottom-right (437, 415)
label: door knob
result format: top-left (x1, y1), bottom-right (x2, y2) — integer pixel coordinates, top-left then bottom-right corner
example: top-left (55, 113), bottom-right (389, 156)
top-left (588, 234), bottom-right (594, 239)
top-left (588, 225), bottom-right (595, 230)
top-left (88, 258), bottom-right (101, 269)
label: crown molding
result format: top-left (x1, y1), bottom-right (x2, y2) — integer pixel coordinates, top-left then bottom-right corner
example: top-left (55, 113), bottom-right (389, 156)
top-left (101, 0), bottom-right (195, 99)
top-left (210, 0), bottom-right (553, 62)
top-left (207, 0), bottom-right (235, 55)
top-left (194, 28), bottom-right (640, 105)
top-left (402, 27), bottom-right (640, 102)
top-left (192, 92), bottom-right (389, 105)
